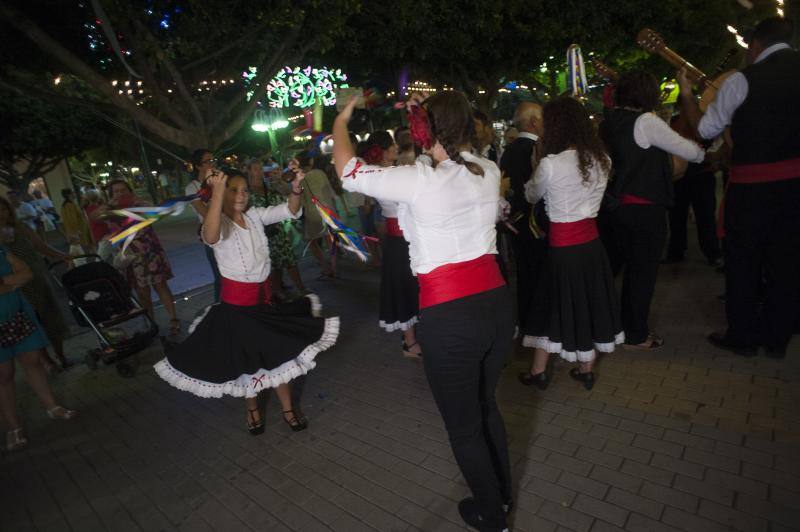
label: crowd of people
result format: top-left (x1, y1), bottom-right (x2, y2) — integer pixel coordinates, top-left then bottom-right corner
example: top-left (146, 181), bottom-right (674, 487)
top-left (1, 15), bottom-right (796, 532)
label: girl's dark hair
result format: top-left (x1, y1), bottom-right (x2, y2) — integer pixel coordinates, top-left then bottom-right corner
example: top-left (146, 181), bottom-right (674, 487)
top-left (542, 96), bottom-right (611, 183)
top-left (190, 148), bottom-right (212, 177)
top-left (615, 71), bottom-right (660, 112)
top-left (366, 130), bottom-right (394, 150)
top-left (107, 179), bottom-right (132, 198)
top-left (394, 126), bottom-right (412, 149)
top-left (355, 140), bottom-right (371, 159)
top-left (296, 150), bottom-right (313, 169)
top-left (423, 91), bottom-right (484, 176)
top-left (222, 168), bottom-right (247, 185)
top-left (61, 188), bottom-right (74, 201)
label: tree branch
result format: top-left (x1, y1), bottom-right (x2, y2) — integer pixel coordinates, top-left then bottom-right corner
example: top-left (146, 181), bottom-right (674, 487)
top-left (0, 1), bottom-right (191, 147)
top-left (180, 20), bottom-right (270, 72)
top-left (113, 15), bottom-right (191, 130)
top-left (130, 17), bottom-right (205, 129)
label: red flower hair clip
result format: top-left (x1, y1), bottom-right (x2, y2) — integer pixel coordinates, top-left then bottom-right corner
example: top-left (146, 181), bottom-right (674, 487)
top-left (363, 144), bottom-right (384, 165)
top-left (407, 105), bottom-right (433, 150)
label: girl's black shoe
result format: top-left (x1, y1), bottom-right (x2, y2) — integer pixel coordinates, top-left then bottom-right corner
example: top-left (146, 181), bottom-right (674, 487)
top-left (247, 408), bottom-right (265, 435)
top-left (518, 371), bottom-right (549, 390)
top-left (282, 410), bottom-right (308, 432)
top-left (569, 368), bottom-right (595, 390)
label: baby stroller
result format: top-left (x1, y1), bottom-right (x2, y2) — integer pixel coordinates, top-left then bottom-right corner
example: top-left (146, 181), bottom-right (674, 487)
top-left (49, 255), bottom-right (161, 378)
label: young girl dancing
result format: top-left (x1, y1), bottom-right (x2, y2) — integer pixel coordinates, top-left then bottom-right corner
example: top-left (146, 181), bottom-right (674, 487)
top-left (154, 166), bottom-right (339, 434)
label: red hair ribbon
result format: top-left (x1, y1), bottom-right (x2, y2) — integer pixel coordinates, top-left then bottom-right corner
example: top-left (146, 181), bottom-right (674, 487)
top-left (363, 144), bottom-right (384, 165)
top-left (407, 105), bottom-right (433, 150)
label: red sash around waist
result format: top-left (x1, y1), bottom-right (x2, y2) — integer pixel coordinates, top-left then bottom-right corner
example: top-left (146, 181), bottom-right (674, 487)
top-left (417, 254), bottom-right (505, 309)
top-left (620, 194), bottom-right (654, 205)
top-left (729, 157), bottom-right (800, 184)
top-left (549, 218), bottom-right (599, 247)
top-left (385, 217), bottom-right (404, 237)
top-left (220, 277), bottom-right (272, 306)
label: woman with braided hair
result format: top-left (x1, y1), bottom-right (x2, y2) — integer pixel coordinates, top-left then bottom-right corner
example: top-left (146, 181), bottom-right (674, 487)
top-left (334, 92), bottom-right (513, 532)
top-left (360, 131), bottom-right (422, 358)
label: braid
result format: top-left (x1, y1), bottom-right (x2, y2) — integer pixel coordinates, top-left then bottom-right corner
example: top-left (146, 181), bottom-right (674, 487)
top-left (435, 125), bottom-right (485, 177)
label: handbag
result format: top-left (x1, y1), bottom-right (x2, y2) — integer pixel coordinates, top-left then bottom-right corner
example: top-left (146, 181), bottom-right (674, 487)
top-left (0, 305), bottom-right (37, 348)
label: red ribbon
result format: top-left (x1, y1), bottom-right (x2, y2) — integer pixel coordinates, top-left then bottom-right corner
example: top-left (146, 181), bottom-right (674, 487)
top-left (220, 277), bottom-right (272, 306)
top-left (729, 157), bottom-right (800, 184)
top-left (417, 254), bottom-right (505, 309)
top-left (620, 194), bottom-right (654, 205)
top-left (385, 217), bottom-right (404, 237)
top-left (549, 219), bottom-right (599, 247)
top-left (343, 160), bottom-right (363, 179)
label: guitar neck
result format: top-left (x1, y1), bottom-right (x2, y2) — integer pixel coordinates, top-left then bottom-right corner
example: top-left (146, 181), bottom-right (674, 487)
top-left (654, 46), bottom-right (707, 83)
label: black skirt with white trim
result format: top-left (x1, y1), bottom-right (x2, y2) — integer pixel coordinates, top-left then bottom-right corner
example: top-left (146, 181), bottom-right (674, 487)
top-left (378, 235), bottom-right (419, 332)
top-left (154, 294), bottom-right (338, 398)
top-left (522, 239), bottom-right (624, 362)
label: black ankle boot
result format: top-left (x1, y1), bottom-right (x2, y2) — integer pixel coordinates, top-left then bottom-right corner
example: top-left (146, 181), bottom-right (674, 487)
top-left (458, 498), bottom-right (509, 532)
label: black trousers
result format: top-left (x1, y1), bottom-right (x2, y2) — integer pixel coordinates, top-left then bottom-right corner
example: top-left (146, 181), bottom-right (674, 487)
top-left (724, 178), bottom-right (800, 350)
top-left (667, 171), bottom-right (721, 263)
top-left (510, 230), bottom-right (547, 326)
top-left (418, 287), bottom-right (514, 528)
top-left (613, 205), bottom-right (668, 345)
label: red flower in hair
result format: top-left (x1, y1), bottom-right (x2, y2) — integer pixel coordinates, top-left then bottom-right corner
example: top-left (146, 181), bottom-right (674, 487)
top-left (408, 105), bottom-right (433, 150)
top-left (363, 144), bottom-right (384, 165)
top-left (197, 182), bottom-right (212, 202)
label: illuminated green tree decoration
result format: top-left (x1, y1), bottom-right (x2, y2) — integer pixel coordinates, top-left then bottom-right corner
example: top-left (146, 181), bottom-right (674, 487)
top-left (245, 65), bottom-right (348, 108)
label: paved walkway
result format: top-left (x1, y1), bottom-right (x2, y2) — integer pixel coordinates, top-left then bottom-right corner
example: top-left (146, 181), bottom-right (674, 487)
top-left (2, 229), bottom-right (799, 532)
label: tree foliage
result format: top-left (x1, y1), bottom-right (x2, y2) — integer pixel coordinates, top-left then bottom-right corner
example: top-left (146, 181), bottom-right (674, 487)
top-left (0, 77), bottom-right (113, 190)
top-left (0, 0), bottom-right (356, 150)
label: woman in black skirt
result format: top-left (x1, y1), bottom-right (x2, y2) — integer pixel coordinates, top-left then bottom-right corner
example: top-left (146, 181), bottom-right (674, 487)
top-left (335, 92), bottom-right (513, 532)
top-left (362, 131), bottom-right (422, 358)
top-left (154, 168), bottom-right (339, 434)
top-left (518, 97), bottom-right (623, 391)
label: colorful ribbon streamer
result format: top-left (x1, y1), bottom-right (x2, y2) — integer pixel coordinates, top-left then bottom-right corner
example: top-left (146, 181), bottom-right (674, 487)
top-left (108, 195), bottom-right (197, 254)
top-left (567, 44), bottom-right (589, 97)
top-left (312, 197), bottom-right (374, 262)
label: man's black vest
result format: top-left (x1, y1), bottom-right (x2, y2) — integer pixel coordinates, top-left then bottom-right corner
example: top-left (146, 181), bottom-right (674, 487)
top-left (601, 109), bottom-right (673, 207)
top-left (731, 48), bottom-right (800, 166)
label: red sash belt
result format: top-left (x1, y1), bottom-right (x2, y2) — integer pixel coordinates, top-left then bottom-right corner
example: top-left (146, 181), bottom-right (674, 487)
top-left (385, 217), bottom-right (404, 237)
top-left (417, 254), bottom-right (505, 309)
top-left (221, 277), bottom-right (272, 306)
top-left (729, 157), bottom-right (800, 184)
top-left (620, 194), bottom-right (654, 205)
top-left (549, 218), bottom-right (599, 247)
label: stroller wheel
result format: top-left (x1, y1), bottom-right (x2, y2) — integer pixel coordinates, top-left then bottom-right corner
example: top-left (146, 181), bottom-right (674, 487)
top-left (116, 361), bottom-right (136, 378)
top-left (85, 350), bottom-right (99, 370)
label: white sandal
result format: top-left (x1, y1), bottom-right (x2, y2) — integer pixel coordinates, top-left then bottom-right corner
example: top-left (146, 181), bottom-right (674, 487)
top-left (6, 428), bottom-right (28, 451)
top-left (46, 406), bottom-right (77, 420)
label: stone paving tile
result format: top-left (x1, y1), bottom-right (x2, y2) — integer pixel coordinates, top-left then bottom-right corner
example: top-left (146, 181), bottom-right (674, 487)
top-left (3, 221), bottom-right (799, 531)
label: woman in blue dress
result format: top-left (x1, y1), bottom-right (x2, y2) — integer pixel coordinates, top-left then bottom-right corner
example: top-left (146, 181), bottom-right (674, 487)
top-left (0, 244), bottom-right (76, 451)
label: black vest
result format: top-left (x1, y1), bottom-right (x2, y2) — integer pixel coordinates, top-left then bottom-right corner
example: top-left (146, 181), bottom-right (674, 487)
top-left (731, 48), bottom-right (800, 166)
top-left (601, 109), bottom-right (673, 207)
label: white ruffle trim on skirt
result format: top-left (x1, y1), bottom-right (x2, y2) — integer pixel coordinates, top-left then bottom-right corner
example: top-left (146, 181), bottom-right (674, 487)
top-left (154, 316), bottom-right (340, 398)
top-left (379, 316), bottom-right (418, 332)
top-left (522, 331), bottom-right (625, 362)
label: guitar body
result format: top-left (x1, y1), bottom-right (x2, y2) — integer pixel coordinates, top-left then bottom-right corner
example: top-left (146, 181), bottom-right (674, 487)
top-left (699, 69), bottom-right (737, 111)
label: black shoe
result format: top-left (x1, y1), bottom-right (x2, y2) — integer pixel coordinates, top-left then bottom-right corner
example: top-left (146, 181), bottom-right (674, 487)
top-left (707, 332), bottom-right (757, 357)
top-left (457, 498), bottom-right (508, 532)
top-left (282, 410), bottom-right (308, 432)
top-left (518, 371), bottom-right (549, 390)
top-left (569, 368), bottom-right (595, 390)
top-left (247, 408), bottom-right (265, 436)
